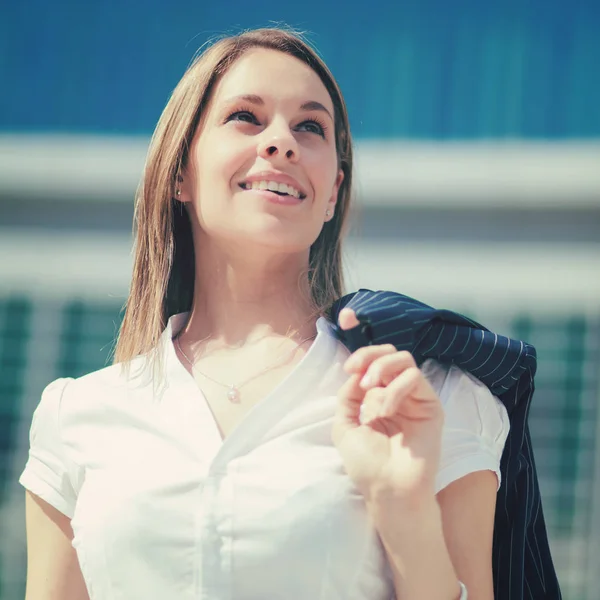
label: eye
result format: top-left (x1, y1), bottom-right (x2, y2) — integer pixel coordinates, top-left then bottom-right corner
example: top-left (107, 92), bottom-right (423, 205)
top-left (296, 118), bottom-right (327, 138)
top-left (225, 110), bottom-right (260, 125)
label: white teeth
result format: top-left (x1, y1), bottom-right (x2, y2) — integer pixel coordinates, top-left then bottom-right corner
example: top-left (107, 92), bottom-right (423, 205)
top-left (243, 179), bottom-right (303, 198)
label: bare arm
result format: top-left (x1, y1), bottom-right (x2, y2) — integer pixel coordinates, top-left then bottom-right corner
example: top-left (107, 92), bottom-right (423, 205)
top-left (374, 470), bottom-right (497, 599)
top-left (24, 491), bottom-right (89, 600)
top-left (436, 470), bottom-right (498, 599)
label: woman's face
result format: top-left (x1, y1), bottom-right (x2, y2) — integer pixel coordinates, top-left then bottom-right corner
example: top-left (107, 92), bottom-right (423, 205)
top-left (182, 48), bottom-right (343, 256)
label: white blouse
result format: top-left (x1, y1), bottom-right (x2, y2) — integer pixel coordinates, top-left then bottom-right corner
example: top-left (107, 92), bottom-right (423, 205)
top-left (20, 314), bottom-right (510, 600)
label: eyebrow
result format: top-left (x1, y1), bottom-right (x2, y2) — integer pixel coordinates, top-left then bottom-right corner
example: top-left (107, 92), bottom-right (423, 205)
top-left (223, 94), bottom-right (333, 121)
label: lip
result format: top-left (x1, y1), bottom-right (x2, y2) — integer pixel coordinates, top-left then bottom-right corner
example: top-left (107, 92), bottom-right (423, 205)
top-left (239, 171), bottom-right (308, 199)
top-left (246, 188), bottom-right (304, 206)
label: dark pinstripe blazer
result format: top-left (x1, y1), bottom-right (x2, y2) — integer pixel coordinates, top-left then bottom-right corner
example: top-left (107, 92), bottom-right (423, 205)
top-left (329, 289), bottom-right (562, 600)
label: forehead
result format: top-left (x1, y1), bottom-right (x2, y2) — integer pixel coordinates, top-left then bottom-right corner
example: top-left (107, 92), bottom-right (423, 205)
top-left (212, 48), bottom-right (334, 113)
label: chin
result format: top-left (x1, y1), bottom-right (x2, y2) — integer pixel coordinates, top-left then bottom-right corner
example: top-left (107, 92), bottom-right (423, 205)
top-left (234, 222), bottom-right (314, 254)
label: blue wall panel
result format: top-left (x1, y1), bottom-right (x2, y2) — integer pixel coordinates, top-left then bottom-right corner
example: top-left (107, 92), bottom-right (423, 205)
top-left (1, 0), bottom-right (599, 139)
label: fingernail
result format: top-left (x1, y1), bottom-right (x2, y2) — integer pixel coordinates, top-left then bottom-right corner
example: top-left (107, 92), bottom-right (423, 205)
top-left (359, 374), bottom-right (372, 389)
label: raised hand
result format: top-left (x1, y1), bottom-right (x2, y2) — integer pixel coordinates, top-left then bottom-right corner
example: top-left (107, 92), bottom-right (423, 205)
top-left (331, 308), bottom-right (445, 506)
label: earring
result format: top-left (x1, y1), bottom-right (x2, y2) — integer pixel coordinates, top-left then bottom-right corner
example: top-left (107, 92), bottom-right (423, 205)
top-left (325, 209), bottom-right (332, 217)
top-left (175, 173), bottom-right (183, 198)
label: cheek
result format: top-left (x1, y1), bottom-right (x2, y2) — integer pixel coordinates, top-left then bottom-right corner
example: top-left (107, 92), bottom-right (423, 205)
top-left (308, 153), bottom-right (339, 200)
top-left (195, 132), bottom-right (253, 192)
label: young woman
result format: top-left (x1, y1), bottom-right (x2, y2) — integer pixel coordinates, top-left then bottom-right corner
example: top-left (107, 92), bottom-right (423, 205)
top-left (20, 28), bottom-right (509, 599)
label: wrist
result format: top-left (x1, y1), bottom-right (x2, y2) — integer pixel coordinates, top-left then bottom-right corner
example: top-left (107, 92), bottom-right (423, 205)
top-left (369, 496), bottom-right (462, 600)
top-left (367, 489), bottom-right (441, 539)
top-left (375, 500), bottom-right (446, 559)
top-left (364, 476), bottom-right (437, 505)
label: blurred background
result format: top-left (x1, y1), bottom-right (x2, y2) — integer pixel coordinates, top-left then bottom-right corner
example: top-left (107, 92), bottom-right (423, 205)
top-left (1, 1), bottom-right (599, 598)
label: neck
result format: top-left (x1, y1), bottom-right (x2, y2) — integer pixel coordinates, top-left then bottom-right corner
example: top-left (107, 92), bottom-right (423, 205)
top-left (181, 243), bottom-right (319, 346)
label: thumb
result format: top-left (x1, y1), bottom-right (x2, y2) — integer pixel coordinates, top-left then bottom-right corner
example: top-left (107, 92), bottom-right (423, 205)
top-left (338, 308), bottom-right (360, 331)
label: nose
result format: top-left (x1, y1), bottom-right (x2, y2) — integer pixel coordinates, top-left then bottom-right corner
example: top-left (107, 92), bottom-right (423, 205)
top-left (258, 124), bottom-right (299, 162)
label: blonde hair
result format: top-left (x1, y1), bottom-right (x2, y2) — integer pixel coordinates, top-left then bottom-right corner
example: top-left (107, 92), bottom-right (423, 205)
top-left (114, 27), bottom-right (354, 365)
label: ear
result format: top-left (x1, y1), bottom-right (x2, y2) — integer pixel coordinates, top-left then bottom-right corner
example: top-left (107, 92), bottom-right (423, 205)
top-left (326, 169), bottom-right (344, 220)
top-left (174, 171), bottom-right (192, 204)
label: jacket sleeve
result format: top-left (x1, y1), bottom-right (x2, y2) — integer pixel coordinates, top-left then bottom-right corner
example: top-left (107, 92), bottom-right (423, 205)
top-left (19, 377), bottom-right (79, 518)
top-left (421, 359), bottom-right (510, 494)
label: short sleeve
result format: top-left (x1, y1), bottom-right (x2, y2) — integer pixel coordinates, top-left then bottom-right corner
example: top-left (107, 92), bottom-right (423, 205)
top-left (421, 359), bottom-right (510, 494)
top-left (19, 377), bottom-right (78, 518)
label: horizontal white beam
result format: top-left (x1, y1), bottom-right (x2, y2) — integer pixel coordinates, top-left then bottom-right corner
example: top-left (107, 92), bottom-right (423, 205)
top-left (1, 229), bottom-right (598, 316)
top-left (0, 134), bottom-right (147, 203)
top-left (1, 134), bottom-right (599, 207)
top-left (354, 140), bottom-right (600, 207)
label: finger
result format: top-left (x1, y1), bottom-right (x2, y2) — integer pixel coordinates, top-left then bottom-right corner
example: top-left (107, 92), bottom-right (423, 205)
top-left (344, 344), bottom-right (398, 374)
top-left (331, 374), bottom-right (365, 445)
top-left (338, 308), bottom-right (360, 331)
top-left (379, 367), bottom-right (440, 419)
top-left (359, 389), bottom-right (386, 424)
top-left (358, 350), bottom-right (416, 390)
top-left (333, 373), bottom-right (365, 438)
top-left (335, 373), bottom-right (386, 432)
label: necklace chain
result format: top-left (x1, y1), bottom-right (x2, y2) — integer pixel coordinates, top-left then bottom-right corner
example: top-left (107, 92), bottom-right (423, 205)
top-left (175, 332), bottom-right (317, 403)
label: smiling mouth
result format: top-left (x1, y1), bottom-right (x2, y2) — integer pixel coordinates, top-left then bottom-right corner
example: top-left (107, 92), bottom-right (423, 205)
top-left (239, 180), bottom-right (306, 200)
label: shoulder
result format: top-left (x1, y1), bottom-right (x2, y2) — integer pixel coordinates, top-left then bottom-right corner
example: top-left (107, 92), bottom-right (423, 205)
top-left (70, 353), bottom-right (149, 390)
top-left (421, 359), bottom-right (491, 402)
top-left (423, 358), bottom-right (510, 443)
top-left (44, 354), bottom-right (155, 417)
top-left (20, 360), bottom-right (153, 514)
top-left (422, 358), bottom-right (504, 413)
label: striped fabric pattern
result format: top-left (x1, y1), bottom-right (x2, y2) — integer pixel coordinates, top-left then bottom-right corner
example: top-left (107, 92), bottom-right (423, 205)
top-left (329, 289), bottom-right (562, 600)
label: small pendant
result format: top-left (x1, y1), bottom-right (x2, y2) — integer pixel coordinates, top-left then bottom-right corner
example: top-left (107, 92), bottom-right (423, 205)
top-left (227, 385), bottom-right (241, 403)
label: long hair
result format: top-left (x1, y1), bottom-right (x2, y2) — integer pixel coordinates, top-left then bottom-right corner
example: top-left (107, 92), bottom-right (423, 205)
top-left (114, 27), bottom-right (354, 365)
